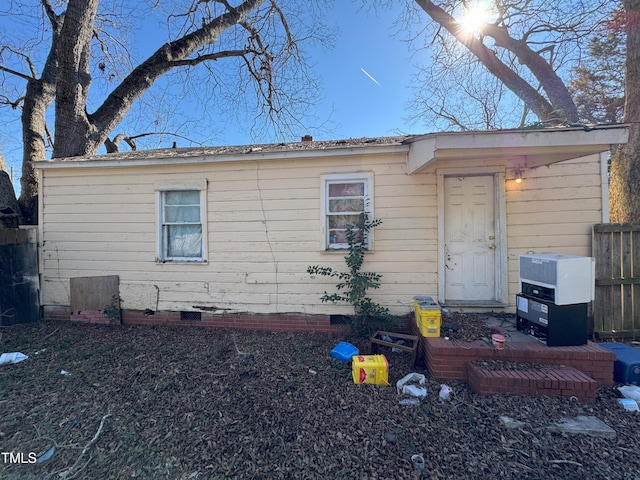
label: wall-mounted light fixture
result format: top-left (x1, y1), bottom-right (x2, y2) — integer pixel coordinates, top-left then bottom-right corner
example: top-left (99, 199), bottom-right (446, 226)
top-left (514, 169), bottom-right (523, 184)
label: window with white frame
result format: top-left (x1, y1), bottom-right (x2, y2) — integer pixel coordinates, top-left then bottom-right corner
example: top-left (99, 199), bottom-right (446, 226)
top-left (158, 189), bottom-right (206, 262)
top-left (323, 174), bottom-right (373, 250)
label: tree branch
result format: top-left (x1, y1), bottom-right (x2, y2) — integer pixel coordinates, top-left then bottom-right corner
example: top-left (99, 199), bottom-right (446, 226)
top-left (0, 47), bottom-right (38, 80)
top-left (0, 65), bottom-right (33, 82)
top-left (482, 22), bottom-right (579, 121)
top-left (269, 0), bottom-right (295, 49)
top-left (58, 414), bottom-right (111, 479)
top-left (85, 0), bottom-right (266, 154)
top-left (104, 131), bottom-right (199, 152)
top-left (42, 0), bottom-right (63, 31)
top-left (169, 48), bottom-right (255, 67)
top-left (414, 0), bottom-right (573, 124)
top-left (0, 95), bottom-right (25, 109)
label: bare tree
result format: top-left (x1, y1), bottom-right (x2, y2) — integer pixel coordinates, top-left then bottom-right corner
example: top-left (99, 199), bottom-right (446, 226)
top-left (409, 53), bottom-right (513, 130)
top-left (0, 0), bottom-right (330, 224)
top-left (397, 0), bottom-right (615, 130)
top-left (393, 0), bottom-right (636, 222)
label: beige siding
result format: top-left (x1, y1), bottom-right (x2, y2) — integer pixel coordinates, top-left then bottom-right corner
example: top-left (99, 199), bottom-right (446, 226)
top-left (40, 153), bottom-right (437, 315)
top-left (39, 149), bottom-right (603, 316)
top-left (504, 154), bottom-right (602, 306)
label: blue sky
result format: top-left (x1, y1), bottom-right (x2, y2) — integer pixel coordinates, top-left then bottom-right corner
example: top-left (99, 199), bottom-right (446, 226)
top-left (1, 2), bottom-right (425, 194)
top-left (298, 3), bottom-right (422, 140)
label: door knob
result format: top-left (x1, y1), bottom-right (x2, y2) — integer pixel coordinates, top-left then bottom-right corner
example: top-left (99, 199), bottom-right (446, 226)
top-left (488, 244), bottom-right (496, 249)
top-left (488, 235), bottom-right (494, 240)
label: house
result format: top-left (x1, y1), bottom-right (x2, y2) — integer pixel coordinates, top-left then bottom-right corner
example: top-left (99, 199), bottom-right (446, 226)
top-left (34, 126), bottom-right (629, 332)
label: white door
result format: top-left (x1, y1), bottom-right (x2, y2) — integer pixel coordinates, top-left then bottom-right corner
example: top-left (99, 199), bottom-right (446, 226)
top-left (443, 175), bottom-right (496, 302)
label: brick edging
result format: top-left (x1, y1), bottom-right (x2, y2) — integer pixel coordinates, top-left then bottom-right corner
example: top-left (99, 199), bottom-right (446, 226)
top-left (44, 306), bottom-right (357, 334)
top-left (411, 320), bottom-right (616, 387)
top-left (468, 363), bottom-right (597, 401)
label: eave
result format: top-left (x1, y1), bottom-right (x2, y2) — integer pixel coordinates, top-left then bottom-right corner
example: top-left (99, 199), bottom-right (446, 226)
top-left (407, 125), bottom-right (629, 174)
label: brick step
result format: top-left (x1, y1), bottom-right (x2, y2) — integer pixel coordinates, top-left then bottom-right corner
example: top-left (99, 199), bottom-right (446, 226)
top-left (468, 363), bottom-right (597, 401)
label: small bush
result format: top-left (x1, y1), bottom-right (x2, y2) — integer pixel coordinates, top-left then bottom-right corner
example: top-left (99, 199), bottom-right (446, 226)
top-left (307, 212), bottom-right (396, 336)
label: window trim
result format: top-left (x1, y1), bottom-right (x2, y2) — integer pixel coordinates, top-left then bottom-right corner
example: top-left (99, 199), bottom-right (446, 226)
top-left (155, 183), bottom-right (208, 264)
top-left (321, 173), bottom-right (374, 251)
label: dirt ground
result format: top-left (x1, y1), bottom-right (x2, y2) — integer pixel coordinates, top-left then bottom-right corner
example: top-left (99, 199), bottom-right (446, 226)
top-left (1, 317), bottom-right (639, 480)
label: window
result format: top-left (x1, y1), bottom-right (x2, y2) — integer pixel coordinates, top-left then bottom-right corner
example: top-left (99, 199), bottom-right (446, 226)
top-left (322, 174), bottom-right (373, 250)
top-left (158, 189), bottom-right (206, 262)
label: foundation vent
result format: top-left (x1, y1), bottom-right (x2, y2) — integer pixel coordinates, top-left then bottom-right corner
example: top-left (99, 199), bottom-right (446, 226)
top-left (180, 311), bottom-right (202, 321)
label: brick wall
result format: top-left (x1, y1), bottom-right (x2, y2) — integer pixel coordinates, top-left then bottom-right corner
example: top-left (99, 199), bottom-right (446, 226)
top-left (468, 363), bottom-right (598, 401)
top-left (70, 310), bottom-right (111, 324)
top-left (419, 334), bottom-right (615, 387)
top-left (123, 310), bottom-right (353, 333)
top-left (43, 306), bottom-right (352, 334)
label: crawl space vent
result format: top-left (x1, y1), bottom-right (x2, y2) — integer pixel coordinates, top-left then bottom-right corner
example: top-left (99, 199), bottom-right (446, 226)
top-left (180, 311), bottom-right (202, 321)
top-left (330, 315), bottom-right (350, 325)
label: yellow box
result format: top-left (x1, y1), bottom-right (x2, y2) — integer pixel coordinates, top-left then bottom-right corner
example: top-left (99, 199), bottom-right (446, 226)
top-left (416, 309), bottom-right (442, 337)
top-left (352, 355), bottom-right (388, 385)
top-left (414, 296), bottom-right (441, 337)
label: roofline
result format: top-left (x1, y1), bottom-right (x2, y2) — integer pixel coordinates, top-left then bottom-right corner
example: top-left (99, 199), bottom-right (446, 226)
top-left (33, 143), bottom-right (410, 170)
top-left (406, 123), bottom-right (630, 143)
top-left (33, 124), bottom-right (630, 171)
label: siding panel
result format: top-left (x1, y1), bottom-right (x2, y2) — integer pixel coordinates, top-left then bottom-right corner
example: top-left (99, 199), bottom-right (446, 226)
top-left (504, 155), bottom-right (602, 307)
top-left (39, 149), bottom-right (603, 316)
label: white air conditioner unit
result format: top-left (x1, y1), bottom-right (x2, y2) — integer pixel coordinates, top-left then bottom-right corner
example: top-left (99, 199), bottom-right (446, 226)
top-left (519, 253), bottom-right (595, 305)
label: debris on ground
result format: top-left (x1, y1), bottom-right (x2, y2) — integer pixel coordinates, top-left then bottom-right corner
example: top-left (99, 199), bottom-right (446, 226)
top-left (0, 352), bottom-right (28, 365)
top-left (1, 315), bottom-right (639, 479)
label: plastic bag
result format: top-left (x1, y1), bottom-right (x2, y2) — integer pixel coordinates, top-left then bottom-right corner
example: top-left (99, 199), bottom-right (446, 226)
top-left (439, 384), bottom-right (452, 402)
top-left (618, 385), bottom-right (640, 403)
top-left (0, 352), bottom-right (28, 365)
top-left (396, 372), bottom-right (427, 397)
top-left (402, 384), bottom-right (427, 397)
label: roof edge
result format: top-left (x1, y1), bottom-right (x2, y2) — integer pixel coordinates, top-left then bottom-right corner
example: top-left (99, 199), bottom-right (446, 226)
top-left (33, 137), bottom-right (412, 169)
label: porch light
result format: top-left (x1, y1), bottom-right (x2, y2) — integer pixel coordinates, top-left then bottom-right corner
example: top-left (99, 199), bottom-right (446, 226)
top-left (514, 170), bottom-right (522, 184)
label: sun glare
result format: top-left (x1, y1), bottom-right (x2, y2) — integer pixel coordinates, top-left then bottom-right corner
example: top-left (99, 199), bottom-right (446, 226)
top-left (458, 3), bottom-right (491, 34)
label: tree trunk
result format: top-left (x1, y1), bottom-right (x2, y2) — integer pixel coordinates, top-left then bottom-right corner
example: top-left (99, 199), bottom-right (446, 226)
top-left (54, 0), bottom-right (265, 159)
top-left (610, 0), bottom-right (640, 223)
top-left (17, 2), bottom-right (61, 225)
top-left (19, 77), bottom-right (56, 225)
top-left (52, 0), bottom-right (99, 159)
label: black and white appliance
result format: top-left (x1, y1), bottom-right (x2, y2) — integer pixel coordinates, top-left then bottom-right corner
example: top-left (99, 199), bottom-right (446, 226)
top-left (516, 253), bottom-right (593, 346)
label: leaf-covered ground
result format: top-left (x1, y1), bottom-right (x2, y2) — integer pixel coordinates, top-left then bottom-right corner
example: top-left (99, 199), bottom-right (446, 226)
top-left (1, 318), bottom-right (639, 480)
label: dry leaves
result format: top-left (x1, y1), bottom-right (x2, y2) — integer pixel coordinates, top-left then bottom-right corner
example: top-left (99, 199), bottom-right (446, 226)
top-left (0, 319), bottom-right (638, 479)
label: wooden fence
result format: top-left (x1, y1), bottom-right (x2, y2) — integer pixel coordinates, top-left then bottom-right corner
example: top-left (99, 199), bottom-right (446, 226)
top-left (592, 224), bottom-right (640, 339)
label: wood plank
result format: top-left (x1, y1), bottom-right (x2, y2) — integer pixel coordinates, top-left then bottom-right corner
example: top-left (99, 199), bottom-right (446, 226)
top-left (0, 229), bottom-right (28, 245)
top-left (70, 275), bottom-right (119, 312)
top-left (505, 173), bottom-right (601, 190)
top-left (506, 235), bottom-right (592, 250)
top-left (622, 229), bottom-right (634, 331)
top-left (612, 230), bottom-right (624, 331)
top-left (44, 212), bottom-right (154, 224)
top-left (633, 229), bottom-right (640, 337)
top-left (593, 225), bottom-right (612, 333)
top-left (508, 222), bottom-right (593, 237)
top-left (596, 277), bottom-right (640, 285)
top-left (594, 224), bottom-right (640, 233)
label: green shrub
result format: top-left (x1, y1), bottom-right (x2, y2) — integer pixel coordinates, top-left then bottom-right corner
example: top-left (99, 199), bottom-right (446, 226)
top-left (307, 212), bottom-right (396, 336)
